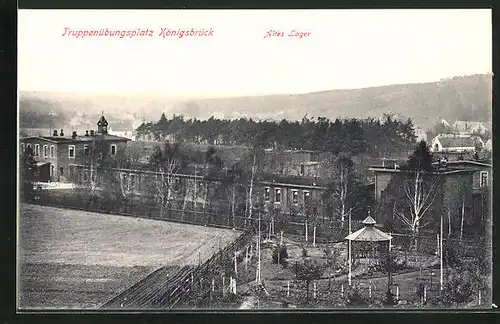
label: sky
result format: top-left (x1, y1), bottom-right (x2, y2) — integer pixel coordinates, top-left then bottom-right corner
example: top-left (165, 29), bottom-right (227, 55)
top-left (18, 9), bottom-right (492, 97)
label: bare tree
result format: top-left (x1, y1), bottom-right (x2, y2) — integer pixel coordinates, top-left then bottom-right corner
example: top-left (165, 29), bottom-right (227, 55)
top-left (322, 153), bottom-right (360, 228)
top-left (225, 162), bottom-right (245, 228)
top-left (104, 147), bottom-right (144, 212)
top-left (394, 170), bottom-right (439, 248)
top-left (148, 142), bottom-right (187, 218)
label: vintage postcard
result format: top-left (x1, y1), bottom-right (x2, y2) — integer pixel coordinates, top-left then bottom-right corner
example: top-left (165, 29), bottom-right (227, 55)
top-left (17, 9), bottom-right (492, 310)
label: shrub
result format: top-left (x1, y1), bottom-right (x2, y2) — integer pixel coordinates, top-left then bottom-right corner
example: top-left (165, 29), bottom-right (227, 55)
top-left (384, 290), bottom-right (397, 306)
top-left (345, 287), bottom-right (369, 307)
top-left (236, 252), bottom-right (244, 263)
top-left (272, 244), bottom-right (289, 266)
top-left (437, 273), bottom-right (475, 307)
top-left (292, 260), bottom-right (324, 301)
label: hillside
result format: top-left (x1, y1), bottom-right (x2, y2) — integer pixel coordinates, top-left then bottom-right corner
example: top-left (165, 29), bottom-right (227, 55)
top-left (171, 74), bottom-right (492, 131)
top-left (19, 74), bottom-right (492, 132)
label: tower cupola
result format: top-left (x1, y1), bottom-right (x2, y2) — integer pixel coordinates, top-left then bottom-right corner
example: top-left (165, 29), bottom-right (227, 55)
top-left (97, 113), bottom-right (109, 134)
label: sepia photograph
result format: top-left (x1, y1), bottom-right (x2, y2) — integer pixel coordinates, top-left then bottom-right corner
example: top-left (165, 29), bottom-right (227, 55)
top-left (17, 9), bottom-right (492, 311)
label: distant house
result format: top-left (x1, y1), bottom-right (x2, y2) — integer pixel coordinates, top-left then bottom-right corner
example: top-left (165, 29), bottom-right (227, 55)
top-left (441, 119), bottom-right (451, 127)
top-left (484, 139), bottom-right (492, 151)
top-left (414, 127), bottom-right (427, 143)
top-left (482, 122), bottom-right (492, 133)
top-left (109, 122), bottom-right (135, 140)
top-left (452, 121), bottom-right (489, 134)
top-left (264, 149), bottom-right (320, 176)
top-left (430, 135), bottom-right (477, 153)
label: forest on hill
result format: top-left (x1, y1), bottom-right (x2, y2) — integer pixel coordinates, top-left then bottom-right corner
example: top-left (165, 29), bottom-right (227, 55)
top-left (19, 74), bottom-right (491, 132)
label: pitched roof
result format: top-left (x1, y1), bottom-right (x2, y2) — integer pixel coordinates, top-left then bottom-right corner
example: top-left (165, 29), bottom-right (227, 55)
top-left (28, 133), bottom-right (130, 144)
top-left (362, 216), bottom-right (376, 225)
top-left (110, 123), bottom-right (134, 132)
top-left (438, 137), bottom-right (476, 148)
top-left (446, 160), bottom-right (492, 168)
top-left (345, 226), bottom-right (392, 242)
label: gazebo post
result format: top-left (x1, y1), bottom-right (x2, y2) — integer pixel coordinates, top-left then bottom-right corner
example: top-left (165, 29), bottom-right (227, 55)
top-left (344, 214), bottom-right (392, 293)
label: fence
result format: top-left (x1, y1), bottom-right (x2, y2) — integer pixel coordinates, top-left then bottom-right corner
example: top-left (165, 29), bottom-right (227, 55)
top-left (27, 190), bottom-right (366, 241)
top-left (170, 229), bottom-right (254, 308)
top-left (390, 232), bottom-right (487, 257)
top-left (100, 229), bottom-right (253, 309)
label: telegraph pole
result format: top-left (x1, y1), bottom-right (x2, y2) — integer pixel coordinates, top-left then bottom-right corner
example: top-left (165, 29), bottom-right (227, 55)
top-left (348, 208), bottom-right (352, 286)
top-left (440, 213), bottom-right (444, 291)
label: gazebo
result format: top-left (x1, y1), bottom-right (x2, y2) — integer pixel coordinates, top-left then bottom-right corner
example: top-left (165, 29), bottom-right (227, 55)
top-left (345, 215), bottom-right (392, 286)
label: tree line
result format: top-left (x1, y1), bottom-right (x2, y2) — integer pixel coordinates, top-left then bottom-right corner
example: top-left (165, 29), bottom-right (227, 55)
top-left (136, 114), bottom-right (417, 157)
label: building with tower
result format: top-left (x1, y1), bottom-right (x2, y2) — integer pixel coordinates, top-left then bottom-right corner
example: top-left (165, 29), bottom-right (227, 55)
top-left (19, 115), bottom-right (130, 182)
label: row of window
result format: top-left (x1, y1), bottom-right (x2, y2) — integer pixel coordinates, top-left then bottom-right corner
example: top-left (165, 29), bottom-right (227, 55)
top-left (21, 143), bottom-right (56, 158)
top-left (264, 187), bottom-right (311, 205)
top-left (21, 143), bottom-right (117, 158)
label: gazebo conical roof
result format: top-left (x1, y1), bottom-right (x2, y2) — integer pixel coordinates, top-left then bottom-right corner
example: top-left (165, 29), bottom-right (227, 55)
top-left (345, 216), bottom-right (392, 242)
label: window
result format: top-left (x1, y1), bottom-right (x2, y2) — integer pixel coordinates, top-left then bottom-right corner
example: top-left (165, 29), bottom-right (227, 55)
top-left (83, 171), bottom-right (88, 181)
top-left (264, 187), bottom-right (270, 201)
top-left (275, 188), bottom-right (281, 203)
top-left (50, 164), bottom-right (54, 176)
top-left (300, 164), bottom-right (305, 176)
top-left (34, 144), bottom-right (40, 157)
top-left (50, 145), bottom-right (55, 158)
top-left (111, 144), bottom-right (117, 156)
top-left (303, 190), bottom-right (311, 206)
top-left (292, 189), bottom-right (299, 205)
top-left (27, 143), bottom-right (32, 149)
top-left (480, 171), bottom-right (489, 187)
top-left (69, 145), bottom-right (75, 158)
top-left (434, 143), bottom-right (439, 151)
top-left (43, 145), bottom-right (48, 158)
top-left (84, 145), bottom-right (89, 156)
top-left (59, 167), bottom-right (64, 175)
top-left (130, 174), bottom-right (135, 188)
top-left (20, 143), bottom-right (25, 154)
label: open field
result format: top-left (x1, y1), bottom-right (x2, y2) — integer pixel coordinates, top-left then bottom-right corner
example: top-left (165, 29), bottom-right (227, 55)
top-left (18, 203), bottom-right (242, 309)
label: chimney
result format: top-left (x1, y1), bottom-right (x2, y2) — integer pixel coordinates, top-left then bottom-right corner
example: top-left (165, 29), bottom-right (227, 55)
top-left (53, 130), bottom-right (58, 136)
top-left (60, 129), bottom-right (64, 136)
top-left (72, 131), bottom-right (77, 139)
top-left (90, 130), bottom-right (95, 136)
top-left (85, 130), bottom-right (89, 137)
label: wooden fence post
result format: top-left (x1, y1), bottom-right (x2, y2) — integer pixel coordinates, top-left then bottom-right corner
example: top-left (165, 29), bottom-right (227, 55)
top-left (245, 246), bottom-right (249, 272)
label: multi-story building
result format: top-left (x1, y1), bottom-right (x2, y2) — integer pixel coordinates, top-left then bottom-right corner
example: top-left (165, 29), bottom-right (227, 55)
top-left (369, 162), bottom-right (479, 232)
top-left (19, 115), bottom-right (130, 182)
top-left (260, 173), bottom-right (328, 217)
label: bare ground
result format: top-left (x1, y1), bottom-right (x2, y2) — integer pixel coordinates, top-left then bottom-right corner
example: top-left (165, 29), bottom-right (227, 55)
top-left (18, 203), bottom-right (241, 309)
